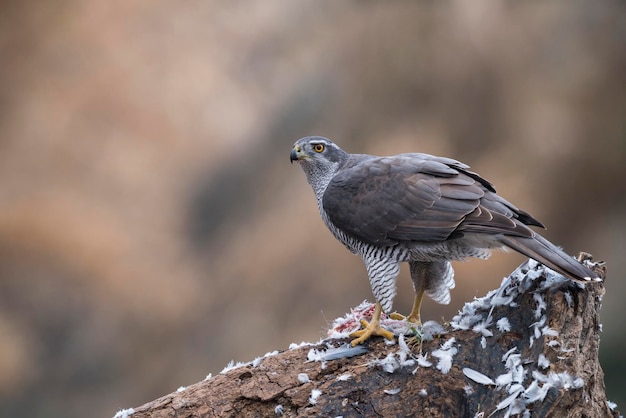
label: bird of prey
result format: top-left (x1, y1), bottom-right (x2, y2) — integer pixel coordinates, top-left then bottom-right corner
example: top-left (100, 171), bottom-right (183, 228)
top-left (290, 136), bottom-right (600, 346)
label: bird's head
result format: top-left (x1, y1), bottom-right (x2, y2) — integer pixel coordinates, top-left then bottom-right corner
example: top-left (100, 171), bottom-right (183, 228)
top-left (290, 136), bottom-right (347, 166)
top-left (290, 136), bottom-right (349, 195)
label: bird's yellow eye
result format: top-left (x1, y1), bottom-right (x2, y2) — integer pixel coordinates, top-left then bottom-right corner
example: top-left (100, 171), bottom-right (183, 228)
top-left (313, 143), bottom-right (325, 153)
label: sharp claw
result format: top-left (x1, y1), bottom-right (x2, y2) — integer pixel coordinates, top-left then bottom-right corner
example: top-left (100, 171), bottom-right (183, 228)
top-left (349, 319), bottom-right (395, 346)
top-left (348, 302), bottom-right (396, 346)
top-left (388, 312), bottom-right (405, 320)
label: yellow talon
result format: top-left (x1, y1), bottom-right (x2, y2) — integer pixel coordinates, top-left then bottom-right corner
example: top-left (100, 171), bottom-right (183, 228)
top-left (406, 288), bottom-right (425, 326)
top-left (349, 302), bottom-right (395, 346)
top-left (388, 312), bottom-right (405, 320)
top-left (387, 289), bottom-right (425, 325)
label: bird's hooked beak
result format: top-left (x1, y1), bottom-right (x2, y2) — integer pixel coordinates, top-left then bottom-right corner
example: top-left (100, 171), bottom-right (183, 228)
top-left (290, 144), bottom-right (305, 163)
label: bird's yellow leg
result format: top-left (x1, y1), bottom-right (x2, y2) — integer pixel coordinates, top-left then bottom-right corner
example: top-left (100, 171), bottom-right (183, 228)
top-left (387, 289), bottom-right (424, 325)
top-left (349, 302), bottom-right (394, 346)
top-left (404, 289), bottom-right (426, 350)
top-left (406, 288), bottom-right (425, 325)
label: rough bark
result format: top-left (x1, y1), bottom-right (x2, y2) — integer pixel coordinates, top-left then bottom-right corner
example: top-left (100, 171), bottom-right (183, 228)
top-left (119, 255), bottom-right (619, 418)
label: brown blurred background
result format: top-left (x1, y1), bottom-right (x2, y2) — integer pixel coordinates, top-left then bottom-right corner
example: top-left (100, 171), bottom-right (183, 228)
top-left (0, 1), bottom-right (624, 417)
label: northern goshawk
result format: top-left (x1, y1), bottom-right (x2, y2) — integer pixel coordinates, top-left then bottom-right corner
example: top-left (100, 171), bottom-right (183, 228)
top-left (290, 136), bottom-right (600, 346)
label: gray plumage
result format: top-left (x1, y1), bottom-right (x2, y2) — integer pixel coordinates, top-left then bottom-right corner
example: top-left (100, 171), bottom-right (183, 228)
top-left (290, 136), bottom-right (599, 316)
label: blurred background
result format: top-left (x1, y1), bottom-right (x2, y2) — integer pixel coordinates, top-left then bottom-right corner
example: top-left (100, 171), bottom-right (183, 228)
top-left (0, 1), bottom-right (624, 416)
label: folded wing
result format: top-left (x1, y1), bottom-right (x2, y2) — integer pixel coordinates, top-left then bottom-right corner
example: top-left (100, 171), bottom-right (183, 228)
top-left (322, 153), bottom-right (543, 247)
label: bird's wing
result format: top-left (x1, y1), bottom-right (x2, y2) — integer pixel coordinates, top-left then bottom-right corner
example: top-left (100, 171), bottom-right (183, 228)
top-left (323, 153), bottom-right (541, 246)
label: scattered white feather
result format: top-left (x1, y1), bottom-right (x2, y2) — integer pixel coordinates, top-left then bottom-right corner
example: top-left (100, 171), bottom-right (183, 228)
top-left (496, 317), bottom-right (511, 333)
top-left (495, 372), bottom-right (513, 387)
top-left (607, 400), bottom-right (617, 410)
top-left (463, 368), bottom-right (495, 386)
top-left (309, 389), bottom-right (322, 405)
top-left (307, 348), bottom-right (324, 362)
top-left (539, 264), bottom-right (577, 290)
top-left (524, 259), bottom-right (542, 280)
top-left (510, 363), bottom-right (525, 384)
top-left (451, 312), bottom-right (485, 331)
top-left (370, 336), bottom-right (416, 373)
top-left (252, 350), bottom-right (280, 367)
top-left (573, 377), bottom-right (584, 389)
top-left (542, 326), bottom-right (559, 337)
top-left (308, 344), bottom-right (368, 362)
top-left (298, 373), bottom-right (311, 383)
top-left (383, 388), bottom-right (401, 395)
top-left (502, 347), bottom-right (518, 362)
top-left (176, 386), bottom-right (186, 392)
top-left (416, 353), bottom-right (432, 368)
top-left (398, 334), bottom-right (409, 353)
top-left (547, 340), bottom-right (560, 348)
top-left (491, 368), bottom-right (585, 417)
top-left (503, 350), bottom-right (521, 370)
top-left (523, 380), bottom-right (551, 403)
top-left (113, 408), bottom-right (135, 418)
top-left (221, 360), bottom-right (248, 374)
top-left (472, 320), bottom-right (494, 337)
top-left (464, 384), bottom-right (474, 395)
top-left (397, 335), bottom-right (416, 367)
top-left (563, 292), bottom-right (573, 308)
top-left (547, 372), bottom-right (584, 390)
top-left (371, 352), bottom-right (401, 374)
top-left (537, 354), bottom-right (551, 369)
top-left (421, 320), bottom-right (446, 341)
top-left (490, 294), bottom-right (516, 307)
top-left (529, 314), bottom-right (547, 348)
top-left (289, 341), bottom-right (315, 350)
top-left (532, 370), bottom-right (548, 383)
top-left (441, 337), bottom-right (456, 350)
top-left (384, 338), bottom-right (397, 346)
top-left (481, 336), bottom-right (487, 349)
top-left (432, 338), bottom-right (457, 374)
top-left (507, 399), bottom-right (528, 417)
top-left (495, 348), bottom-right (526, 392)
top-left (531, 315), bottom-right (546, 332)
top-left (204, 373), bottom-right (213, 381)
top-left (491, 387), bottom-right (524, 416)
top-left (274, 404), bottom-right (284, 416)
top-left (533, 293), bottom-right (547, 319)
top-left (336, 372), bottom-right (352, 381)
top-left (419, 388), bottom-right (428, 396)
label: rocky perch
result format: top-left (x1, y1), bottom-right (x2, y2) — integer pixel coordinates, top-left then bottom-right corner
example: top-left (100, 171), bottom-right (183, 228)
top-left (115, 254), bottom-right (620, 418)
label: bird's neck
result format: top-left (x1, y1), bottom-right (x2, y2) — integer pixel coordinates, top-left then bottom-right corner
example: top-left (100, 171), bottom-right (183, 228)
top-left (302, 165), bottom-right (337, 201)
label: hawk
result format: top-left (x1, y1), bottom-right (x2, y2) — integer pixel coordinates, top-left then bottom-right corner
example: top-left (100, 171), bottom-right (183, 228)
top-left (290, 136), bottom-right (600, 346)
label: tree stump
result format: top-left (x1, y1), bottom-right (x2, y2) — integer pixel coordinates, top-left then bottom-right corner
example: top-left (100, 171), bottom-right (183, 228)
top-left (117, 255), bottom-right (619, 417)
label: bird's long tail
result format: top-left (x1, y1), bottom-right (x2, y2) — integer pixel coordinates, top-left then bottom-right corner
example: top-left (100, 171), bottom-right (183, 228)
top-left (499, 233), bottom-right (600, 282)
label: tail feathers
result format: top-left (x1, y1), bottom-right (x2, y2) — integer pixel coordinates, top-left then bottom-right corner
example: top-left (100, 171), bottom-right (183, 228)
top-left (499, 234), bottom-right (600, 282)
